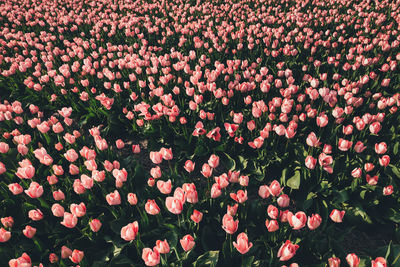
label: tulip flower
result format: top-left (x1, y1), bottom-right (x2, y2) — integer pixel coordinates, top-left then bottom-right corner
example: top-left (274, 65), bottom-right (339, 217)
top-left (180, 234), bottom-right (195, 252)
top-left (233, 232), bottom-right (253, 254)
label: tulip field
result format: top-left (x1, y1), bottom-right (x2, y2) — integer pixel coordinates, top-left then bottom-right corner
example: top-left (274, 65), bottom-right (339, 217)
top-left (1, 0), bottom-right (400, 265)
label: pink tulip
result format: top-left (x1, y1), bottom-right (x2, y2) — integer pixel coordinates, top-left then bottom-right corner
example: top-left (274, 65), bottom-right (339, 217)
top-left (338, 138), bottom-right (353, 151)
top-left (351, 168), bottom-right (362, 178)
top-left (70, 249), bottom-right (84, 264)
top-left (127, 193), bottom-right (138, 205)
top-left (61, 246), bottom-right (73, 259)
top-left (23, 225), bottom-right (36, 238)
top-left (61, 212), bottom-right (78, 228)
top-left (150, 166), bottom-right (162, 178)
top-left (183, 183), bottom-right (198, 204)
top-left (233, 232), bottom-right (253, 254)
top-left (287, 211), bottom-right (307, 230)
top-left (165, 197), bottom-right (183, 214)
top-left (379, 155), bottom-right (390, 167)
top-left (64, 149), bottom-right (79, 162)
top-left (277, 194), bottom-right (290, 208)
top-left (132, 144), bottom-right (141, 154)
top-left (346, 253), bottom-right (360, 267)
top-left (89, 219), bottom-right (102, 232)
top-left (371, 257), bottom-right (387, 267)
top-left (316, 114), bottom-right (328, 127)
top-left (328, 257), bottom-right (341, 267)
top-left (201, 163), bottom-right (212, 178)
top-left (145, 200), bottom-right (160, 215)
top-left (160, 147), bottom-right (173, 160)
top-left (121, 221), bottom-right (139, 241)
top-left (383, 185), bottom-right (394, 196)
top-left (258, 185), bottom-right (270, 199)
top-left (157, 179), bottom-right (172, 194)
top-left (51, 204), bottom-right (65, 217)
top-left (0, 162), bottom-right (6, 175)
top-left (184, 160), bottom-right (195, 173)
top-left (142, 248), bottom-right (160, 266)
top-left (269, 180), bottom-right (281, 196)
top-left (307, 214), bottom-right (322, 230)
top-left (16, 164), bottom-right (35, 179)
top-left (354, 141), bottom-right (367, 153)
top-left (266, 204), bottom-right (280, 222)
top-left (154, 239), bottom-right (170, 254)
top-left (150, 151), bottom-right (163, 164)
top-left (230, 190), bottom-right (248, 203)
top-left (180, 234), bottom-right (195, 251)
top-left (8, 253), bottom-right (31, 267)
top-left (305, 156), bottom-right (317, 169)
top-left (265, 219), bottom-right (279, 232)
top-left (306, 132), bottom-right (320, 147)
top-left (191, 210), bottom-right (203, 223)
top-left (115, 139), bottom-right (125, 149)
top-left (375, 142), bottom-right (387, 154)
top-left (222, 214), bottom-right (239, 234)
top-left (106, 190), bottom-right (121, 205)
top-left (330, 209), bottom-right (345, 223)
top-left (0, 142), bottom-right (9, 153)
top-left (0, 228), bottom-right (11, 242)
top-left (24, 182), bottom-right (43, 198)
top-left (28, 209), bottom-right (43, 221)
top-left (49, 253), bottom-right (59, 263)
top-left (369, 122), bottom-right (382, 134)
top-left (1, 217), bottom-right (14, 228)
top-left (277, 240), bottom-right (299, 261)
top-left (208, 154), bottom-right (220, 168)
top-left (70, 202), bottom-right (86, 217)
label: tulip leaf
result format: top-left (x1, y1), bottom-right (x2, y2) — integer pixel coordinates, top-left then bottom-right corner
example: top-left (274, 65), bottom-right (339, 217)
top-left (333, 190), bottom-right (349, 204)
top-left (241, 256), bottom-right (254, 266)
top-left (388, 164), bottom-right (400, 178)
top-left (394, 142), bottom-right (399, 155)
top-left (165, 230), bottom-right (178, 248)
top-left (384, 208), bottom-right (400, 223)
top-left (110, 255), bottom-right (134, 265)
top-left (193, 144), bottom-right (209, 157)
top-left (238, 155), bottom-right (248, 169)
top-left (221, 152), bottom-right (236, 170)
top-left (193, 250), bottom-right (219, 267)
top-left (280, 168), bottom-right (288, 185)
top-left (287, 170), bottom-right (301, 189)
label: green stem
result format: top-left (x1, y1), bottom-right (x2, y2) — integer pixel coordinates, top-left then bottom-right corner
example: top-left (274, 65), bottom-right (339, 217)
top-left (173, 247), bottom-right (181, 261)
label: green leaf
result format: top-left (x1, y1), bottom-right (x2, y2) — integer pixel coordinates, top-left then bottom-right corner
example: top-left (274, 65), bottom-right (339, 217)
top-left (392, 245), bottom-right (400, 265)
top-left (238, 155), bottom-right (248, 169)
top-left (165, 230), bottom-right (178, 249)
top-left (357, 258), bottom-right (368, 267)
top-left (388, 164), bottom-right (400, 178)
top-left (333, 190), bottom-right (350, 204)
top-left (253, 172), bottom-right (265, 181)
top-left (193, 144), bottom-right (209, 157)
top-left (287, 170), bottom-right (301, 189)
top-left (360, 190), bottom-right (367, 200)
top-left (385, 208), bottom-right (400, 223)
top-left (194, 250), bottom-right (219, 267)
top-left (385, 240), bottom-right (392, 259)
top-left (109, 255), bottom-right (134, 265)
top-left (221, 152), bottom-right (236, 170)
top-left (280, 168), bottom-right (288, 185)
top-left (394, 142), bottom-right (399, 155)
top-left (215, 144), bottom-right (226, 152)
top-left (241, 256), bottom-right (254, 266)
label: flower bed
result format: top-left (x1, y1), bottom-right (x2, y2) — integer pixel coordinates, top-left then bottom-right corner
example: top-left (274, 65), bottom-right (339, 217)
top-left (0, 0), bottom-right (400, 266)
